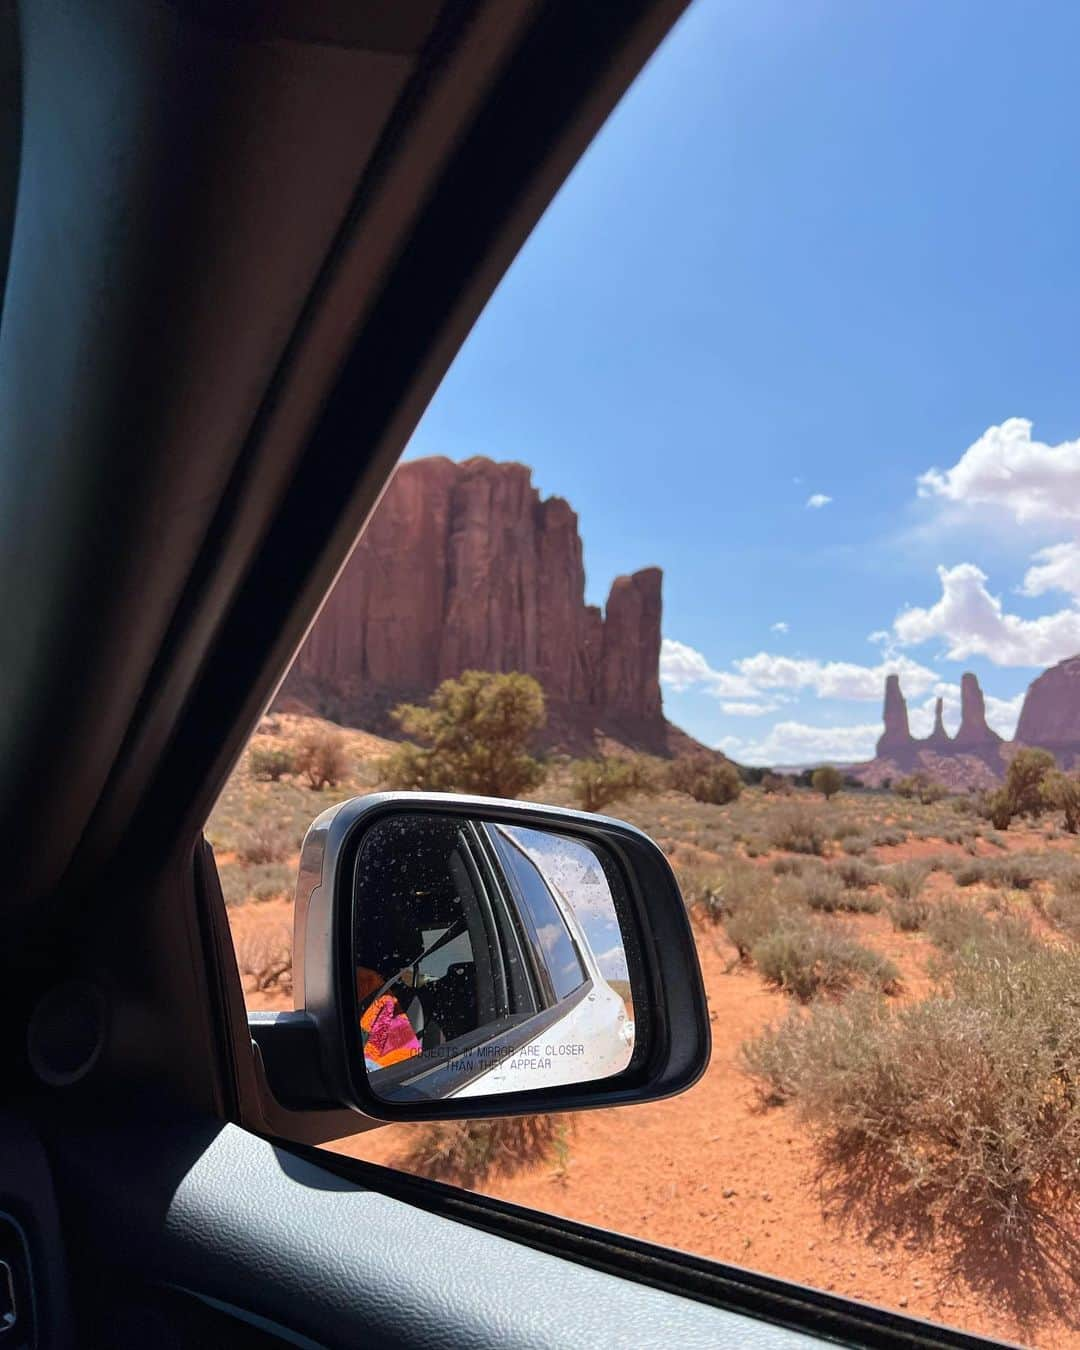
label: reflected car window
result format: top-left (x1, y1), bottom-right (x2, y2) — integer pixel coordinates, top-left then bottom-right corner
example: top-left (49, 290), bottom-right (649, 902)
top-left (488, 827), bottom-right (587, 1002)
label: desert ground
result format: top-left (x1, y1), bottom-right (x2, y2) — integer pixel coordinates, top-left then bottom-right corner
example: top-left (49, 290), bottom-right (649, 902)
top-left (212, 715), bottom-right (1080, 1349)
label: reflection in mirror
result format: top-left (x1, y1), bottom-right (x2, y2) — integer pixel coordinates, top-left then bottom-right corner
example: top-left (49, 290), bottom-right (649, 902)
top-left (353, 812), bottom-right (636, 1103)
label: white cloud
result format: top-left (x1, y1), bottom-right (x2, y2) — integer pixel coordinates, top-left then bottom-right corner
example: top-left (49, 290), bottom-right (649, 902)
top-left (918, 418), bottom-right (1080, 524)
top-left (771, 620), bottom-right (789, 634)
top-left (662, 638), bottom-right (941, 704)
top-left (733, 650), bottom-right (941, 700)
top-left (806, 493), bottom-right (832, 509)
top-left (893, 562), bottom-right (1080, 666)
top-left (1020, 541), bottom-right (1080, 599)
top-left (720, 701), bottom-right (781, 717)
top-left (659, 639), bottom-right (757, 697)
top-left (719, 721), bottom-right (880, 766)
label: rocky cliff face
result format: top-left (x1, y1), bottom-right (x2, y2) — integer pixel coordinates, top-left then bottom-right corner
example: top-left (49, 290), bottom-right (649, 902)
top-left (1014, 656), bottom-right (1080, 765)
top-left (280, 456), bottom-right (674, 751)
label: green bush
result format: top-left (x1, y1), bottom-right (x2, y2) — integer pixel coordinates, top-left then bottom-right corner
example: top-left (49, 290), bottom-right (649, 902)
top-left (668, 754), bottom-right (742, 805)
top-left (386, 671), bottom-right (546, 799)
top-left (1003, 746), bottom-right (1057, 820)
top-left (811, 766), bottom-right (843, 800)
top-left (572, 755), bottom-right (654, 813)
top-left (248, 744), bottom-right (296, 782)
top-left (1042, 768), bottom-right (1080, 833)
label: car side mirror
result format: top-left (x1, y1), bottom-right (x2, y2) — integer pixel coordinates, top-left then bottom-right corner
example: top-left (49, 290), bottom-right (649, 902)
top-left (249, 793), bottom-right (710, 1126)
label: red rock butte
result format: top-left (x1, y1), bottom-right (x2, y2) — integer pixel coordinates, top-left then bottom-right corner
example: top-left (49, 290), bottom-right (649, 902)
top-left (279, 456), bottom-right (700, 755)
top-left (860, 656), bottom-right (1080, 787)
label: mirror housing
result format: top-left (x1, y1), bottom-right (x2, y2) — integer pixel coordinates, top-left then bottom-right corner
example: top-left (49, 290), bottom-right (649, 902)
top-left (250, 792), bottom-right (710, 1126)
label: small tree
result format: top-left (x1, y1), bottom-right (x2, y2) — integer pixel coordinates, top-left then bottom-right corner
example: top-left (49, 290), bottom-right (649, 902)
top-left (669, 754), bottom-right (742, 805)
top-left (295, 729), bottom-right (348, 790)
top-left (1003, 747), bottom-right (1057, 819)
top-left (1043, 769), bottom-right (1080, 834)
top-left (572, 756), bottom-right (654, 813)
top-left (811, 765), bottom-right (843, 801)
top-left (386, 670), bottom-right (546, 799)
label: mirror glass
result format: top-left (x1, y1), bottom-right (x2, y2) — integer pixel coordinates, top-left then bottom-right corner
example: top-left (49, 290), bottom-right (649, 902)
top-left (352, 811), bottom-right (636, 1103)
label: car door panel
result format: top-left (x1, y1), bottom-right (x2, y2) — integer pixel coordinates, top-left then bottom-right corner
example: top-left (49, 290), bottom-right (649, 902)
top-left (46, 1114), bottom-right (821, 1350)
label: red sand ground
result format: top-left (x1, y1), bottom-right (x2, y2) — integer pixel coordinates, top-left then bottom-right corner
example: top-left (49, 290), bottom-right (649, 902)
top-left (327, 911), bottom-right (1080, 1349)
top-left (231, 826), bottom-right (1080, 1347)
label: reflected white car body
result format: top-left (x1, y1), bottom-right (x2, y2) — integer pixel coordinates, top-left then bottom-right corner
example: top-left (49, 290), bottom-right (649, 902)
top-left (451, 851), bottom-right (634, 1098)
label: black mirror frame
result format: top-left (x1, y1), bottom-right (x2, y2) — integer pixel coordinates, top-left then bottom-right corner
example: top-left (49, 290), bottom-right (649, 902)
top-left (292, 791), bottom-right (710, 1124)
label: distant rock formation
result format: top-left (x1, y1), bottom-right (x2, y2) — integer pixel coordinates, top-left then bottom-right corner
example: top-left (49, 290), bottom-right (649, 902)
top-left (855, 669), bottom-right (1007, 788)
top-left (1014, 655), bottom-right (1080, 768)
top-left (279, 456), bottom-right (695, 754)
top-left (953, 672), bottom-right (1003, 752)
top-left (876, 674), bottom-right (913, 758)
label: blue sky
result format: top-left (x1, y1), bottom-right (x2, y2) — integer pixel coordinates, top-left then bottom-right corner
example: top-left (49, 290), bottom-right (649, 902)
top-left (405, 0), bottom-right (1080, 765)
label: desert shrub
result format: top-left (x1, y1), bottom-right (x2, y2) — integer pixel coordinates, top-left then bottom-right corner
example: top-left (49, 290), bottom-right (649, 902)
top-left (951, 858), bottom-right (988, 887)
top-left (955, 853), bottom-right (1048, 892)
top-left (235, 922), bottom-right (293, 992)
top-left (668, 754), bottom-right (742, 805)
top-left (220, 861), bottom-right (294, 907)
top-left (794, 867), bottom-right (881, 914)
top-left (894, 772), bottom-right (947, 805)
top-left (1037, 870), bottom-right (1080, 939)
top-left (572, 755), bottom-right (654, 813)
top-left (926, 899), bottom-right (1036, 958)
top-left (386, 671), bottom-right (546, 798)
top-left (294, 728), bottom-right (349, 791)
top-left (883, 864), bottom-right (932, 930)
top-left (684, 859), bottom-right (772, 929)
top-left (1042, 768), bottom-right (1080, 833)
top-left (235, 819), bottom-right (293, 865)
top-left (887, 894), bottom-right (933, 931)
top-left (767, 806), bottom-right (827, 856)
top-left (832, 857), bottom-right (877, 890)
top-left (1004, 746), bottom-right (1057, 820)
top-left (402, 1116), bottom-right (569, 1187)
top-left (871, 827), bottom-right (906, 847)
top-left (741, 952), bottom-right (1080, 1238)
top-left (750, 919), bottom-right (899, 1001)
top-left (248, 743), bottom-right (295, 782)
top-left (841, 834), bottom-right (871, 856)
top-left (883, 861), bottom-right (929, 901)
top-left (771, 856), bottom-right (806, 876)
top-left (829, 818), bottom-right (863, 841)
top-left (761, 771), bottom-right (791, 795)
top-left (811, 766), bottom-right (843, 800)
top-left (797, 869), bottom-right (847, 913)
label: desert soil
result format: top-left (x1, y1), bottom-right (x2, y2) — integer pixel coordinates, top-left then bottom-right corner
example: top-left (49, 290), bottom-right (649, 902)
top-left (321, 904), bottom-right (1074, 1347)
